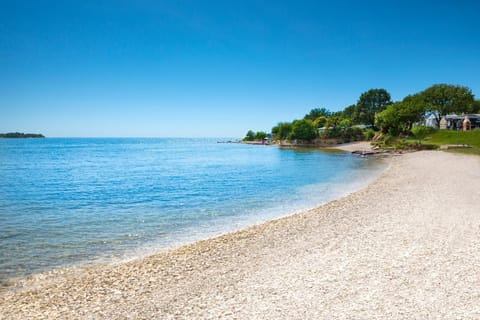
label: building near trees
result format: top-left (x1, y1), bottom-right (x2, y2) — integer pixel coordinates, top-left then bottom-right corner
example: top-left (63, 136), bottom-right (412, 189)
top-left (439, 114), bottom-right (480, 130)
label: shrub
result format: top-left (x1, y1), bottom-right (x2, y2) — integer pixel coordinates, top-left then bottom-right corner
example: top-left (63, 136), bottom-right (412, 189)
top-left (411, 126), bottom-right (433, 142)
top-left (289, 119), bottom-right (317, 141)
top-left (365, 129), bottom-right (375, 141)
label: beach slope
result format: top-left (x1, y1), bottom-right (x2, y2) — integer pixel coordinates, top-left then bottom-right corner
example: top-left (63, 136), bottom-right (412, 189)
top-left (1, 151), bottom-right (479, 319)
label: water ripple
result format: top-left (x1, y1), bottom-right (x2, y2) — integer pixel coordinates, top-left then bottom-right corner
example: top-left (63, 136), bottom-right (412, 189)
top-left (0, 138), bottom-right (384, 284)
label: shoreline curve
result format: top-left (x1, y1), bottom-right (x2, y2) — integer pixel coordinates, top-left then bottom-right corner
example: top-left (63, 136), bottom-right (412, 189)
top-left (1, 150), bottom-right (479, 319)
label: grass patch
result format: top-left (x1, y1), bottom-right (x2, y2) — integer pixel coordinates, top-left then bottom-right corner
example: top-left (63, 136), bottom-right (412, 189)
top-left (424, 130), bottom-right (480, 155)
top-left (373, 130), bottom-right (480, 155)
top-left (373, 133), bottom-right (438, 151)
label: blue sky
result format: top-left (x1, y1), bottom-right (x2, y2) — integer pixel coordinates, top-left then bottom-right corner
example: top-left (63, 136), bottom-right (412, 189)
top-left (1, 0), bottom-right (479, 137)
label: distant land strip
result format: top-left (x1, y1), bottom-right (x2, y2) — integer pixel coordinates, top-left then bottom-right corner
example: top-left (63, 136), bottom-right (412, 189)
top-left (0, 132), bottom-right (45, 138)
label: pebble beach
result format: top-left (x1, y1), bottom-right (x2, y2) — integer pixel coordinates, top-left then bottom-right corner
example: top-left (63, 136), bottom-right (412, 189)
top-left (1, 150), bottom-right (479, 319)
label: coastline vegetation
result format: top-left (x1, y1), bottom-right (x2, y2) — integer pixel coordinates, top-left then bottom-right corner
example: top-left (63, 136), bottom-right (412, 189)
top-left (243, 130), bottom-right (268, 142)
top-left (370, 129), bottom-right (480, 155)
top-left (244, 83), bottom-right (480, 152)
top-left (0, 132), bottom-right (45, 138)
top-left (415, 130), bottom-right (480, 155)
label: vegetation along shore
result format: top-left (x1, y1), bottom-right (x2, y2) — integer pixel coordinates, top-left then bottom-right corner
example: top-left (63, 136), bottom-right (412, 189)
top-left (244, 83), bottom-right (480, 154)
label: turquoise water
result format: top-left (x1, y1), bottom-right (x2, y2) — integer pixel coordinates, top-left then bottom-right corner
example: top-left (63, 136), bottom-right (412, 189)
top-left (0, 138), bottom-right (384, 284)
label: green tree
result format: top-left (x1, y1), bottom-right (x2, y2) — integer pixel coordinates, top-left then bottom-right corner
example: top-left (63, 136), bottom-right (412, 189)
top-left (304, 108), bottom-right (332, 121)
top-left (272, 122), bottom-right (292, 140)
top-left (375, 103), bottom-right (404, 135)
top-left (271, 126), bottom-right (278, 136)
top-left (244, 130), bottom-right (256, 141)
top-left (339, 118), bottom-right (352, 128)
top-left (313, 116), bottom-right (328, 128)
top-left (397, 94), bottom-right (427, 130)
top-left (473, 100), bottom-right (480, 113)
top-left (354, 89), bottom-right (392, 126)
top-left (421, 84), bottom-right (474, 127)
top-left (289, 119), bottom-right (317, 141)
top-left (254, 131), bottom-right (267, 140)
top-left (342, 104), bottom-right (356, 120)
top-left (325, 114), bottom-right (342, 130)
top-left (321, 114), bottom-right (343, 138)
top-left (375, 94), bottom-right (426, 135)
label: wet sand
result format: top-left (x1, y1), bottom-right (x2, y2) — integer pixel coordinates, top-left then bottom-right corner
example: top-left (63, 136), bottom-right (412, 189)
top-left (1, 151), bottom-right (479, 319)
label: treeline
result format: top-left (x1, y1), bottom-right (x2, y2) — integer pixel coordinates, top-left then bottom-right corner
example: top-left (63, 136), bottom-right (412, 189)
top-left (0, 132), bottom-right (45, 138)
top-left (244, 84), bottom-right (479, 142)
top-left (243, 130), bottom-right (268, 142)
top-left (376, 84), bottom-right (478, 135)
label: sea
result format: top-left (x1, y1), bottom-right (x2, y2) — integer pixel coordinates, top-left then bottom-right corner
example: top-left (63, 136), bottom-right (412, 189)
top-left (0, 138), bottom-right (385, 286)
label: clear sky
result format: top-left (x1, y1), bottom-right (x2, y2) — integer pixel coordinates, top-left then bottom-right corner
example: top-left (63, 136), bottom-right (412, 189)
top-left (1, 0), bottom-right (479, 137)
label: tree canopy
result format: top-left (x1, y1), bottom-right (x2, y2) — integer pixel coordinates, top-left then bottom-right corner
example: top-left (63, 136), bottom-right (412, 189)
top-left (243, 130), bottom-right (268, 141)
top-left (289, 119), bottom-right (317, 141)
top-left (313, 116), bottom-right (328, 129)
top-left (342, 104), bottom-right (356, 120)
top-left (376, 94), bottom-right (426, 135)
top-left (254, 131), bottom-right (267, 140)
top-left (272, 122), bottom-right (293, 140)
top-left (474, 100), bottom-right (480, 113)
top-left (243, 130), bottom-right (256, 141)
top-left (304, 108), bottom-right (332, 121)
top-left (421, 84), bottom-right (474, 127)
top-left (264, 83), bottom-right (477, 144)
top-left (354, 89), bottom-right (392, 126)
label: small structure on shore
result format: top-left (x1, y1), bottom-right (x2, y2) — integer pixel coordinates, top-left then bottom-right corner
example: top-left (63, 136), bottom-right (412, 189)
top-left (439, 117), bottom-right (448, 130)
top-left (463, 115), bottom-right (471, 131)
top-left (439, 114), bottom-right (480, 130)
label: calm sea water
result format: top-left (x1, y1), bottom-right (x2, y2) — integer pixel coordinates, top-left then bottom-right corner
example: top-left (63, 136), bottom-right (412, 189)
top-left (0, 138), bottom-right (384, 284)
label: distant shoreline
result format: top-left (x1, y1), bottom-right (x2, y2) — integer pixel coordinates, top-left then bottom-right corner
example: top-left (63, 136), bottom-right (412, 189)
top-left (0, 132), bottom-right (45, 138)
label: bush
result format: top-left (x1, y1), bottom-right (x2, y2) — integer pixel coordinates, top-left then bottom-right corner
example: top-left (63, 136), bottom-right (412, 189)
top-left (289, 119), bottom-right (317, 141)
top-left (372, 132), bottom-right (394, 148)
top-left (411, 126), bottom-right (433, 142)
top-left (365, 129), bottom-right (375, 141)
top-left (320, 126), bottom-right (363, 141)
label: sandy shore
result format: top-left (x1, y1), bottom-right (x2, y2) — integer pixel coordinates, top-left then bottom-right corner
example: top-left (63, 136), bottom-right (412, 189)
top-left (331, 141), bottom-right (374, 152)
top-left (1, 151), bottom-right (480, 319)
